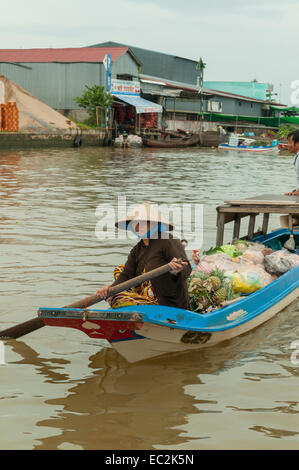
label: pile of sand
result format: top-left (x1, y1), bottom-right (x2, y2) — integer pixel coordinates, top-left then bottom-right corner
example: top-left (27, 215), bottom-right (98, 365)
top-left (0, 74), bottom-right (78, 132)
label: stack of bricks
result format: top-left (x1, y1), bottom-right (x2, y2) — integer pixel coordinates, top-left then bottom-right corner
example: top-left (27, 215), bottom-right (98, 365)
top-left (0, 102), bottom-right (19, 131)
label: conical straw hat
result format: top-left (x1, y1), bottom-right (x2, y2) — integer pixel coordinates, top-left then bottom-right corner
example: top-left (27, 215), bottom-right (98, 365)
top-left (115, 201), bottom-right (174, 231)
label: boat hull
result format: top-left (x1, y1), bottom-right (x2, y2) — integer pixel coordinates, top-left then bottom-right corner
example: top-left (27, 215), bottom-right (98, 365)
top-left (143, 134), bottom-right (200, 148)
top-left (112, 284), bottom-right (299, 362)
top-left (38, 228), bottom-right (299, 363)
top-left (39, 260), bottom-right (299, 362)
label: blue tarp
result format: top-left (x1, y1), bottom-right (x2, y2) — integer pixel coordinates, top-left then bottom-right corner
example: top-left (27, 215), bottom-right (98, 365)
top-left (113, 94), bottom-right (162, 114)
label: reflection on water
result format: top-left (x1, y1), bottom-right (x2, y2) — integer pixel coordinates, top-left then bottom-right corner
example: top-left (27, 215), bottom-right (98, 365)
top-left (1, 147), bottom-right (299, 450)
top-left (6, 298), bottom-right (299, 450)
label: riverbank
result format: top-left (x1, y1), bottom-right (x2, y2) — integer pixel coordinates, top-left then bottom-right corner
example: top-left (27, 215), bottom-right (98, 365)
top-left (0, 129), bottom-right (291, 152)
top-left (0, 129), bottom-right (110, 149)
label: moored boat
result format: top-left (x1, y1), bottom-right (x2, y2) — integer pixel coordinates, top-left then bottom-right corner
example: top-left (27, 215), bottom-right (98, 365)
top-left (218, 142), bottom-right (279, 153)
top-left (38, 195), bottom-right (299, 363)
top-left (143, 133), bottom-right (201, 148)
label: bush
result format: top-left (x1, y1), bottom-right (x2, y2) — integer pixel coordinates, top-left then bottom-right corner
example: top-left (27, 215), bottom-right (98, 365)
top-left (74, 85), bottom-right (113, 125)
top-left (277, 124), bottom-right (297, 140)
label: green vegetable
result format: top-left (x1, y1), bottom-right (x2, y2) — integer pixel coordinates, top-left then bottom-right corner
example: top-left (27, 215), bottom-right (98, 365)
top-left (203, 244), bottom-right (242, 258)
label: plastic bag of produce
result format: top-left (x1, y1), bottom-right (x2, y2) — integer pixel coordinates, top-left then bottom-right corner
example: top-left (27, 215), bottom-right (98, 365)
top-left (224, 263), bottom-right (274, 294)
top-left (264, 249), bottom-right (299, 275)
top-left (247, 241), bottom-right (268, 252)
top-left (193, 260), bottom-right (215, 276)
top-left (193, 253), bottom-right (237, 274)
top-left (225, 271), bottom-right (264, 294)
top-left (232, 240), bottom-right (249, 253)
top-left (241, 248), bottom-right (265, 265)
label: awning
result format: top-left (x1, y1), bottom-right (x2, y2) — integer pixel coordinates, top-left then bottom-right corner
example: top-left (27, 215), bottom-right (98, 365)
top-left (113, 94), bottom-right (162, 114)
top-left (269, 105), bottom-right (299, 114)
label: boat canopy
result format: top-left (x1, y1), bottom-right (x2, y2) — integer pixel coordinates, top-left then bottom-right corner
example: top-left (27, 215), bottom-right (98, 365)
top-left (113, 94), bottom-right (162, 114)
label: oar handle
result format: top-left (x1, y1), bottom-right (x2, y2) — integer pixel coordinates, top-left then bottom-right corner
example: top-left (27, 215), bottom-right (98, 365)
top-left (0, 260), bottom-right (184, 339)
top-left (69, 262), bottom-right (172, 309)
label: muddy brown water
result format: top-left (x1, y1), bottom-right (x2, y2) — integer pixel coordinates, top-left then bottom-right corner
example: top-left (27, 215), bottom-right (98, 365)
top-left (0, 146), bottom-right (299, 450)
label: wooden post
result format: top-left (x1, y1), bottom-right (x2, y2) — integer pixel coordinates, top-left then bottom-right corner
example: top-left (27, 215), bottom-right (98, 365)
top-left (233, 214), bottom-right (241, 240)
top-left (262, 213), bottom-right (270, 236)
top-left (216, 212), bottom-right (225, 246)
top-left (288, 214), bottom-right (293, 231)
top-left (248, 214), bottom-right (256, 240)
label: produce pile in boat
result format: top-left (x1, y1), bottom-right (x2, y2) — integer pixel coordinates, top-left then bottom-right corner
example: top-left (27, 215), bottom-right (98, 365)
top-left (188, 240), bottom-right (299, 314)
top-left (188, 269), bottom-right (237, 313)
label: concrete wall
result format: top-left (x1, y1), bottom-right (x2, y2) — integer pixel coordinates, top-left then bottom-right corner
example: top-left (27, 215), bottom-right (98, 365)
top-left (0, 129), bottom-right (107, 148)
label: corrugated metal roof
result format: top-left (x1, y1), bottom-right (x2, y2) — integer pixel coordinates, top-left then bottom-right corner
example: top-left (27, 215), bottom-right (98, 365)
top-left (140, 74), bottom-right (269, 103)
top-left (0, 47), bottom-right (129, 63)
top-left (89, 41), bottom-right (199, 85)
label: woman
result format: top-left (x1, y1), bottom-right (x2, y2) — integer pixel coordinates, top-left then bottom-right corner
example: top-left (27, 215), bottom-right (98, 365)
top-left (96, 202), bottom-right (191, 310)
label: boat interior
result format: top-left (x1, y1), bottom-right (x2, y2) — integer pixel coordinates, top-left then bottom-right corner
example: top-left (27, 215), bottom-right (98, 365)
top-left (254, 228), bottom-right (299, 254)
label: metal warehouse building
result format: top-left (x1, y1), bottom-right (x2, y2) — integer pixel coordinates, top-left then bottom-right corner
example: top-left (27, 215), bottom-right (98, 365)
top-left (90, 41), bottom-right (273, 130)
top-left (0, 42), bottom-right (278, 133)
top-left (90, 41), bottom-right (200, 86)
top-left (0, 47), bottom-right (141, 112)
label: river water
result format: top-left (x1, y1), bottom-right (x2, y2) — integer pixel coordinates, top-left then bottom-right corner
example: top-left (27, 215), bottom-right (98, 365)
top-left (0, 146), bottom-right (299, 450)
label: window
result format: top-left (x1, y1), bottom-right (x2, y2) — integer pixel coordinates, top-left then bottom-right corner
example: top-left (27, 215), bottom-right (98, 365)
top-left (117, 74), bottom-right (133, 81)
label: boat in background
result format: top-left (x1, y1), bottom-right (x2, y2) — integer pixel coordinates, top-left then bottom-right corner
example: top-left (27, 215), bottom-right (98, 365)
top-left (143, 133), bottom-right (200, 148)
top-left (219, 137), bottom-right (279, 153)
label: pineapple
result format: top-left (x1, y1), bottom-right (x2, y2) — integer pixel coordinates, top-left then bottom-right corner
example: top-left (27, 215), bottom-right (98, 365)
top-left (202, 279), bottom-right (214, 292)
top-left (195, 296), bottom-right (211, 312)
top-left (188, 268), bottom-right (237, 313)
top-left (192, 278), bottom-right (204, 288)
top-left (212, 287), bottom-right (227, 305)
top-left (208, 275), bottom-right (222, 291)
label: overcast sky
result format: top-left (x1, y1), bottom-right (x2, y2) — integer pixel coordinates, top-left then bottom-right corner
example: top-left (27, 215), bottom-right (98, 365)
top-left (1, 0), bottom-right (298, 104)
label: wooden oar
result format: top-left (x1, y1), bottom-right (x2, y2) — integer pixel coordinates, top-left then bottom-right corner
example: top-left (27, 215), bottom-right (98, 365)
top-left (0, 261), bottom-right (179, 340)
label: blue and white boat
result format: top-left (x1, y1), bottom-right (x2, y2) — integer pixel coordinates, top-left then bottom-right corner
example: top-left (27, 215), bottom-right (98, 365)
top-left (219, 136), bottom-right (279, 153)
top-left (38, 203), bottom-right (299, 363)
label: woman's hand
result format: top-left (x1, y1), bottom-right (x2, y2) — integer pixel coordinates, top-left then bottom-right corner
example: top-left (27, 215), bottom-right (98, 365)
top-left (168, 257), bottom-right (188, 275)
top-left (96, 285), bottom-right (110, 299)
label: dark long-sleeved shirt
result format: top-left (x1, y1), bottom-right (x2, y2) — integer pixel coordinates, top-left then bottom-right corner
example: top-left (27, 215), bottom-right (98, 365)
top-left (110, 234), bottom-right (191, 310)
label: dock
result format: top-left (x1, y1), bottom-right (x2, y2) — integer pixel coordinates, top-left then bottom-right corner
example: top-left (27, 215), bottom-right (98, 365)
top-left (216, 194), bottom-right (299, 246)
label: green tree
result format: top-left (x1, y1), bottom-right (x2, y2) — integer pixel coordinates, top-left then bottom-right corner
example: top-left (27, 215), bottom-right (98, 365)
top-left (75, 85), bottom-right (113, 124)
